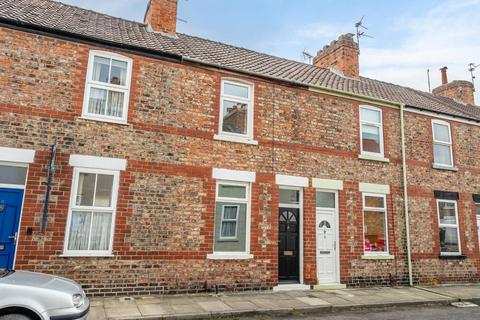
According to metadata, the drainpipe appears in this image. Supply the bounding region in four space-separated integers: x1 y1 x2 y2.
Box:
400 103 413 286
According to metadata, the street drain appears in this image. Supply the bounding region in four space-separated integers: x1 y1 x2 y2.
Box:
451 301 478 308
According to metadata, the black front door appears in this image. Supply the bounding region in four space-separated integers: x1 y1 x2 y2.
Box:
278 207 300 282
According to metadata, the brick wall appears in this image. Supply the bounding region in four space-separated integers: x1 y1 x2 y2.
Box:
1 25 479 295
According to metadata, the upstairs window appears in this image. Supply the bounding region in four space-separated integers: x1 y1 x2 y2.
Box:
217 79 254 141
360 106 384 156
82 50 132 123
432 120 453 168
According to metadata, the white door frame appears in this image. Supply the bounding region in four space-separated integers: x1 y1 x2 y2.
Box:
278 186 304 284
0 161 30 269
315 189 340 284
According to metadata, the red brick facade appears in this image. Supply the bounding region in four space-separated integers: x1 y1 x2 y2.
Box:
1 23 479 297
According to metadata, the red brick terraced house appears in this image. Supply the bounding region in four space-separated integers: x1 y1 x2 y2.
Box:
0 0 480 296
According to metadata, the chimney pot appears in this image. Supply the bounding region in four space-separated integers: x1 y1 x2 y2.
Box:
144 0 178 35
433 67 475 105
440 66 448 85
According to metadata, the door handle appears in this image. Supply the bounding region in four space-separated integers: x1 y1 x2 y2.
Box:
8 232 18 245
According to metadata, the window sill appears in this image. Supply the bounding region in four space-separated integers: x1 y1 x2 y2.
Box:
59 253 115 258
79 115 129 126
439 254 466 260
207 252 253 260
432 164 459 172
213 134 258 146
358 154 390 163
361 254 394 260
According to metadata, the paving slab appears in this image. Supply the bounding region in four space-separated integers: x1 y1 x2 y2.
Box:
198 301 232 312
134 297 166 305
223 300 258 311
171 303 206 315
248 297 281 310
137 303 174 316
104 304 141 319
296 296 331 306
88 306 107 320
103 298 137 308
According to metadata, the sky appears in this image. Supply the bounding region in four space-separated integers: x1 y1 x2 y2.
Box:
61 0 480 102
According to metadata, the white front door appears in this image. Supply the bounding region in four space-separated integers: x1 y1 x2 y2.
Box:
316 191 339 284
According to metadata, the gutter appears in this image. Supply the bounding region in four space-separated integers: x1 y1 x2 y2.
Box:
400 104 414 286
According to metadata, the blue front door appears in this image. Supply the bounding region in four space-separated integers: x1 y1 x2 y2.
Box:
0 188 23 269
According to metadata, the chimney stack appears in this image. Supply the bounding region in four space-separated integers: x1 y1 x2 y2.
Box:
313 33 360 79
432 66 475 105
144 0 177 35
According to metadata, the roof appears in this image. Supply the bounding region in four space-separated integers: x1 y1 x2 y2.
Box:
1 0 479 121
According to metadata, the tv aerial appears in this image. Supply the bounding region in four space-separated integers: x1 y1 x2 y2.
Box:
302 49 314 64
355 16 373 52
468 62 479 92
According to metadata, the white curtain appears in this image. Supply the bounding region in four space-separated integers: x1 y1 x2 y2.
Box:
221 206 238 238
90 212 112 251
68 211 91 250
106 91 124 118
88 88 107 115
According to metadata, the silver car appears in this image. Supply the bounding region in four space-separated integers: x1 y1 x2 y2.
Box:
0 269 89 320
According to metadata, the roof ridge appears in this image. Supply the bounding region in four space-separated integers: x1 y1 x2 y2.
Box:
177 32 321 69
49 0 336 74
46 0 149 28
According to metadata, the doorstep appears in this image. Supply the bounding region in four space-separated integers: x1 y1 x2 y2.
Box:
272 283 311 292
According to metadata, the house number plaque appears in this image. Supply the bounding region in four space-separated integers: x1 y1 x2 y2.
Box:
0 245 4 251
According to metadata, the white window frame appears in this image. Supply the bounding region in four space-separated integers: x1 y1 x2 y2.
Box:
432 120 454 168
62 167 120 257
359 105 384 157
362 193 389 256
437 199 461 256
216 79 255 143
208 180 252 259
219 204 239 240
82 50 133 124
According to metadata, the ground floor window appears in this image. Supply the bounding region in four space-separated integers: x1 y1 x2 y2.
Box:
64 167 119 256
213 181 250 253
437 199 461 255
362 193 388 254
